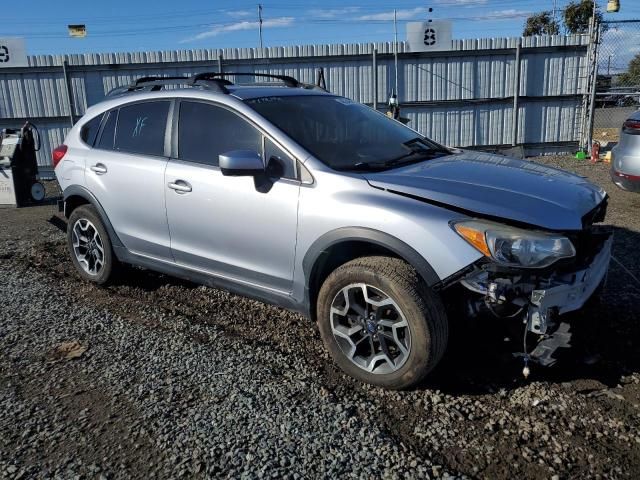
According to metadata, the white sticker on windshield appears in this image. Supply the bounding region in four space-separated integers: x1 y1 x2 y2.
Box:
250 97 283 104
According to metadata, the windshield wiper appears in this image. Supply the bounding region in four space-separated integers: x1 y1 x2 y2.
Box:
337 138 450 172
380 138 450 168
383 150 446 168
337 161 390 172
338 153 440 172
339 150 445 172
403 137 449 154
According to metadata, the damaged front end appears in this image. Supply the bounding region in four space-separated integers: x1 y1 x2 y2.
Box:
448 203 612 372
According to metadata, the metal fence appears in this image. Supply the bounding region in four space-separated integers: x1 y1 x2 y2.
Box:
0 35 591 171
593 20 640 145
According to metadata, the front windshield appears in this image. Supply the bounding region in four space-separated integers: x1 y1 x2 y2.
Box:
245 95 450 171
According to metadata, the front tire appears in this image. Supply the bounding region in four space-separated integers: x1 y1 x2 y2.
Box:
67 205 118 285
317 256 448 389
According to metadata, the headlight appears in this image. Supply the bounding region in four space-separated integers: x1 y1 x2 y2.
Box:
452 220 575 268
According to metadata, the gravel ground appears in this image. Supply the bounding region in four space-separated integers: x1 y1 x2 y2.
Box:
1 158 640 479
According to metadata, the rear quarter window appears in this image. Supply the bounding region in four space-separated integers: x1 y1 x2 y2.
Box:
96 110 117 150
80 113 104 146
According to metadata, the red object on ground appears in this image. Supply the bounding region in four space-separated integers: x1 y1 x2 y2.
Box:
591 141 600 163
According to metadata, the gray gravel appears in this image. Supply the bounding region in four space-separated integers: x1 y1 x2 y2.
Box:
1 161 640 479
0 253 450 479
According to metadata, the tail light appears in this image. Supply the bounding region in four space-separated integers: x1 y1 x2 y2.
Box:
613 170 640 182
623 119 640 133
52 145 68 168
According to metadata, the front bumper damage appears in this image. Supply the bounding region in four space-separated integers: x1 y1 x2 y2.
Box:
458 230 613 368
528 235 612 335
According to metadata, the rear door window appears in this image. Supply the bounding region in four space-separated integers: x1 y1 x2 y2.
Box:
114 101 170 156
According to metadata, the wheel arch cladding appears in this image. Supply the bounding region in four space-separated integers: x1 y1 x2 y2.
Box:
63 195 89 218
63 185 124 250
303 227 441 321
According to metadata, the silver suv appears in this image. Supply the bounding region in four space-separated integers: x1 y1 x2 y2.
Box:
53 73 612 389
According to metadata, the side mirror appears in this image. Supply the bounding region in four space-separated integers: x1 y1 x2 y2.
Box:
219 150 264 176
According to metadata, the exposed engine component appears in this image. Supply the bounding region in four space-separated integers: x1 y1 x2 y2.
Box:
458 232 613 373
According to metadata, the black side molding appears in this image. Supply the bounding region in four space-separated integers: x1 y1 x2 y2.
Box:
113 246 306 316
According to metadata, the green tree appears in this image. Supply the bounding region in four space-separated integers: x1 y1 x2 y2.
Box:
562 0 603 34
523 11 560 36
619 53 640 87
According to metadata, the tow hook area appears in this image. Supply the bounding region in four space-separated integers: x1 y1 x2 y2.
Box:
458 235 613 376
529 290 549 335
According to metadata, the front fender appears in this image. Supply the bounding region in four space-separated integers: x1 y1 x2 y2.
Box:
302 226 440 287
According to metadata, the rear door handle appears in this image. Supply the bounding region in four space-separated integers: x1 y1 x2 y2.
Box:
168 180 192 193
90 163 107 175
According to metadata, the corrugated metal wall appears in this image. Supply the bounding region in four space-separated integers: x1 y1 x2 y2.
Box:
0 35 590 168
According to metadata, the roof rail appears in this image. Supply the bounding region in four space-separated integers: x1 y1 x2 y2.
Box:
299 82 329 92
192 72 301 88
105 72 313 97
106 75 230 97
134 75 188 86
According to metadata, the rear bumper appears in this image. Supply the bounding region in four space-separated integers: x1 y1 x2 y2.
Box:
611 168 640 192
527 235 612 334
611 144 640 192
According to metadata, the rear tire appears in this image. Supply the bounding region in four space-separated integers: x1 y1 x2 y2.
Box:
67 205 118 285
317 256 448 389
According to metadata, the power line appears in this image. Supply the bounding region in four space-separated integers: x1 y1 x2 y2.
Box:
4 13 538 39
0 0 542 26
8 0 600 45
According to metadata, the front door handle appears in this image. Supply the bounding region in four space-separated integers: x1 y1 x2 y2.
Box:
90 163 107 175
168 180 192 193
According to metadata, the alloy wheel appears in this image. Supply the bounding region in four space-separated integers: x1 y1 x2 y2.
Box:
330 283 411 374
71 218 105 276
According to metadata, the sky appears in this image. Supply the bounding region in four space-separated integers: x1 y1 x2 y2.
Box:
2 0 640 56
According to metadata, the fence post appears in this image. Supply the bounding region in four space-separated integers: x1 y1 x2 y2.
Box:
511 39 522 147
61 60 75 127
372 48 378 110
218 54 224 74
316 68 326 89
580 16 598 151
586 23 601 153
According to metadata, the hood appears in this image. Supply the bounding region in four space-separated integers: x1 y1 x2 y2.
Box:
365 151 607 231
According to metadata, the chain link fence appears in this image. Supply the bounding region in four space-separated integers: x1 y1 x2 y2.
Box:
593 20 640 144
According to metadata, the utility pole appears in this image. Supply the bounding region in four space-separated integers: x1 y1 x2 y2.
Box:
393 9 399 97
584 0 601 153
258 4 264 50
588 0 597 48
